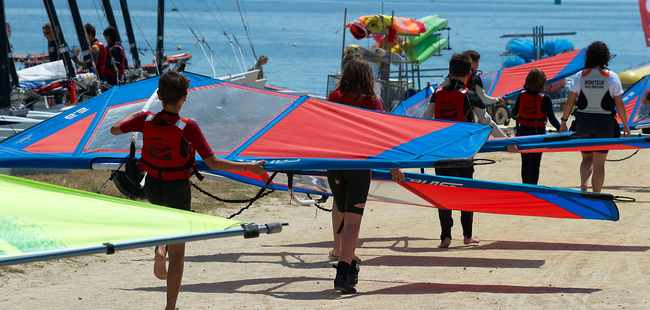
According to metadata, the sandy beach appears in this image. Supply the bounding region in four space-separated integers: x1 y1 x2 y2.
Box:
1 149 650 309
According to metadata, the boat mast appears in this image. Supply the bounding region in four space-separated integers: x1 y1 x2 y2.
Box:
119 0 140 68
67 0 95 73
4 16 17 89
42 0 76 80
101 0 122 43
0 0 11 109
156 0 164 74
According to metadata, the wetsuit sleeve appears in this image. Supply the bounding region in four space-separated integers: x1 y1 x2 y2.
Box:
184 120 216 159
118 111 147 133
544 95 561 131
473 77 500 105
512 94 520 119
423 91 436 119
467 91 486 109
468 92 507 137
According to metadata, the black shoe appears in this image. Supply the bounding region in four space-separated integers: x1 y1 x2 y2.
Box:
350 260 360 286
334 261 357 294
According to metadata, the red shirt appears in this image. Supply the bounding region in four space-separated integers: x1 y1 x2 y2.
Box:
327 88 384 111
119 111 215 159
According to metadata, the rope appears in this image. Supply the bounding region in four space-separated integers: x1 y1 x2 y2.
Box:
307 193 332 212
190 180 274 204
97 158 128 194
234 0 257 61
189 171 279 219
606 150 639 162
92 0 106 29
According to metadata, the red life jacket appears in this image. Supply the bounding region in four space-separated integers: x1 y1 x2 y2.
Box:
139 114 196 181
517 91 546 128
90 39 109 78
434 86 468 122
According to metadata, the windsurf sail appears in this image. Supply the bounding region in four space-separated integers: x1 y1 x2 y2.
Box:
483 49 586 98
481 132 650 153
280 170 618 221
0 72 491 171
0 72 620 221
0 174 284 265
619 74 650 129
641 0 650 47
390 85 434 118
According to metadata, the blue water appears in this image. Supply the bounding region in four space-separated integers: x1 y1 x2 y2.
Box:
5 0 648 95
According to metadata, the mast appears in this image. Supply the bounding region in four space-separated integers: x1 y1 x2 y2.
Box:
5 23 18 88
42 0 76 80
0 0 11 108
156 0 165 74
101 0 122 43
119 0 140 68
67 0 95 73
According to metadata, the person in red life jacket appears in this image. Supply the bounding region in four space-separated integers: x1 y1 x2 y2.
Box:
102 26 127 85
84 23 109 83
423 53 511 249
327 58 404 294
560 41 630 193
512 69 561 185
110 71 265 310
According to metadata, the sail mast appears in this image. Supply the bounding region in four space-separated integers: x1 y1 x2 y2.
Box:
42 0 76 80
0 0 11 109
156 0 165 74
67 0 96 73
101 0 122 43
119 0 140 68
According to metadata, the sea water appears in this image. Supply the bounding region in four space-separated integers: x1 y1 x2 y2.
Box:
4 0 648 95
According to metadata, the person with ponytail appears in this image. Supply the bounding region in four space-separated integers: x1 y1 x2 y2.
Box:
327 58 403 294
560 41 630 192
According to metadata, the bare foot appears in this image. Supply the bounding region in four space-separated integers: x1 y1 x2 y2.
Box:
154 245 167 280
438 238 451 249
464 237 480 245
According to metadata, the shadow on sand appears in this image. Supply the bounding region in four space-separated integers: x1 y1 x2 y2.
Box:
184 251 544 269
128 276 600 300
274 236 650 253
603 186 650 193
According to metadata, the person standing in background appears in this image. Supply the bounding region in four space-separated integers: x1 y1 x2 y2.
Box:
42 23 59 62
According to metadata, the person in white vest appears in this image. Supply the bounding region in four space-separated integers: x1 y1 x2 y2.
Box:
560 41 630 193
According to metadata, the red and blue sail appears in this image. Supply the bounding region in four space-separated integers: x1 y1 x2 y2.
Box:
0 72 619 221
481 132 650 153
619 74 650 129
484 49 586 98
390 85 434 118
0 72 490 171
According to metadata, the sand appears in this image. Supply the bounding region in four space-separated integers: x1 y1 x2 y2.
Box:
2 150 650 310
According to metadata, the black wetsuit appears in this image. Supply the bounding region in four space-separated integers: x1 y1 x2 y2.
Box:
429 79 480 240
512 92 560 185
47 40 59 62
